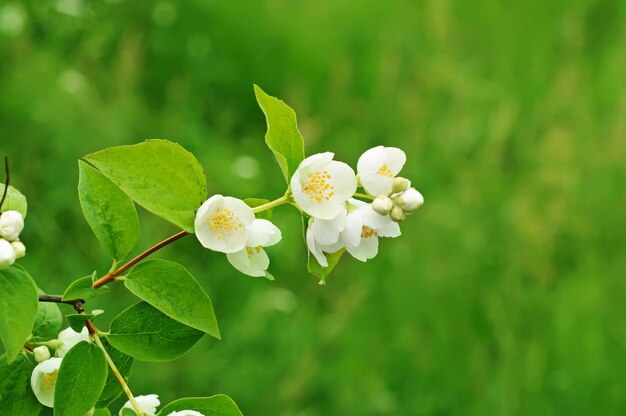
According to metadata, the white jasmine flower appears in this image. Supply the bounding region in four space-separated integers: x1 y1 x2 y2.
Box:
291 152 357 220
194 195 255 253
341 199 400 262
167 411 205 416
226 219 282 277
121 394 160 416
56 327 90 357
357 146 406 196
397 188 424 212
10 240 25 259
0 210 24 241
306 209 347 267
33 346 51 363
0 238 15 269
31 357 62 407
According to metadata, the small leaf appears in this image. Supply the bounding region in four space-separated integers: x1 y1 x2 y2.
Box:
0 266 38 362
158 395 243 416
62 274 96 301
125 259 220 339
94 409 112 416
0 184 27 217
54 341 108 416
244 198 272 221
108 302 204 362
84 140 207 232
66 314 95 332
96 339 133 408
32 301 62 339
78 160 140 261
254 85 305 183
0 354 42 415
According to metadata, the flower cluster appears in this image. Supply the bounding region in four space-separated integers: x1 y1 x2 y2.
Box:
193 146 423 277
0 210 26 269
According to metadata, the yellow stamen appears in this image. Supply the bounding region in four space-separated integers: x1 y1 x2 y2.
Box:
303 170 335 203
208 209 243 240
376 164 394 178
361 226 377 239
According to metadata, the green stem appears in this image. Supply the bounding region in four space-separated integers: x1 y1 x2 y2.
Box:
252 194 292 213
353 192 374 201
92 333 144 415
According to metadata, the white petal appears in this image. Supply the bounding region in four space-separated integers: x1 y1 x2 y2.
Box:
377 221 401 238
294 152 334 172
306 225 328 267
31 357 62 408
360 173 393 197
167 411 205 416
123 394 160 416
325 161 357 202
56 327 90 357
226 247 269 277
359 205 392 230
346 234 379 262
246 219 282 247
311 209 346 246
341 211 364 248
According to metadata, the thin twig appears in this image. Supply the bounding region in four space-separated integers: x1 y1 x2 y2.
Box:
92 333 144 415
0 155 10 212
92 230 189 289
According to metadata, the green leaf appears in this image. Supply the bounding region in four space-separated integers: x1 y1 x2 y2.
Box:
0 354 42 416
244 198 272 221
125 259 220 339
78 160 140 261
84 139 207 232
96 339 133 408
0 184 27 217
0 266 38 362
66 314 95 332
54 341 108 416
158 395 243 416
254 85 305 183
62 274 96 301
94 409 112 416
119 409 136 416
32 302 62 339
108 302 204 362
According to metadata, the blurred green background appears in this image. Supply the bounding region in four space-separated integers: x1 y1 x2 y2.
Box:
1 0 626 414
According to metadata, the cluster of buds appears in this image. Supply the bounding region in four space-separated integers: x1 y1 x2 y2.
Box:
371 178 424 222
0 210 26 269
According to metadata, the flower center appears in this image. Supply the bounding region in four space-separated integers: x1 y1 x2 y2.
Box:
208 208 244 240
246 246 262 256
303 170 335 203
42 369 59 388
361 226 377 239
376 164 394 178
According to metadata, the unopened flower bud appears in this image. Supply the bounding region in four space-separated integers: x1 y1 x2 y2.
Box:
11 240 26 259
33 346 51 363
372 196 393 215
0 210 24 241
0 239 16 270
398 188 424 212
390 205 406 222
392 177 410 194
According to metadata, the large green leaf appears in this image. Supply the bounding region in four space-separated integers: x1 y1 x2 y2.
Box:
107 302 204 362
0 184 27 217
32 301 62 339
0 354 42 415
254 85 305 184
78 160 140 261
0 266 38 361
96 339 133 408
158 395 243 416
125 260 220 339
54 341 108 416
83 140 207 232
93 409 111 416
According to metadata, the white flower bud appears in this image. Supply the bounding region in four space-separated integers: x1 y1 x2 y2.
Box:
398 188 424 212
0 210 24 241
55 327 90 357
11 240 25 259
121 394 160 416
167 411 205 416
390 205 406 222
0 239 16 270
372 196 393 215
392 177 410 194
33 346 51 363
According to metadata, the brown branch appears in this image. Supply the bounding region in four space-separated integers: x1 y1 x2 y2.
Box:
92 230 189 289
23 343 33 352
0 155 10 212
